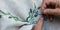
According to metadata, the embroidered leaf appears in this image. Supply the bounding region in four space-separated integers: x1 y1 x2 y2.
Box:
30 8 32 13
34 3 36 9
9 16 12 18
0 10 6 15
38 7 41 9
34 14 38 17
0 15 2 18
0 10 11 15
26 17 30 22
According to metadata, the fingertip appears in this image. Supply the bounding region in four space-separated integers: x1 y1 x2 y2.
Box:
40 17 44 20
43 9 48 14
41 2 46 10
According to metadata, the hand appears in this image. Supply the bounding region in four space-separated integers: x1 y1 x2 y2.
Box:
43 8 60 16
41 0 60 16
41 0 60 22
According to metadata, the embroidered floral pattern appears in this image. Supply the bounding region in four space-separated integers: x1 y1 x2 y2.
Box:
26 3 40 24
0 3 41 24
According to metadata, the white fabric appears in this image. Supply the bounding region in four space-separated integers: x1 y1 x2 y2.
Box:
0 0 42 30
1 0 60 30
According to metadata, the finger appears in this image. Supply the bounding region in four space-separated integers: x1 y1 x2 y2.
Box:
39 17 44 21
41 2 46 14
33 17 44 30
37 17 44 26
41 0 50 13
44 9 56 15
43 9 60 16
41 1 46 10
38 17 44 23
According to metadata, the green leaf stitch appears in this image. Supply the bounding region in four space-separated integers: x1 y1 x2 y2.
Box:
0 15 2 18
0 10 22 21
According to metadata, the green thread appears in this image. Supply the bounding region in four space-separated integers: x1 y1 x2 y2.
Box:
38 7 41 9
34 3 36 9
30 8 32 13
9 15 21 21
0 10 22 21
0 10 10 15
0 15 2 18
34 14 38 17
9 16 12 18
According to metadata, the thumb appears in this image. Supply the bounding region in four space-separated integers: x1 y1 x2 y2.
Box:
43 9 59 16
